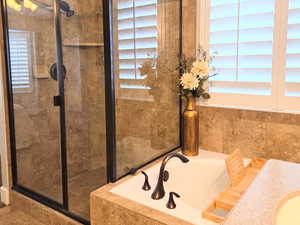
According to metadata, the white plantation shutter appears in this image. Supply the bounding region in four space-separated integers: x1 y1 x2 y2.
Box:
199 0 300 111
209 0 275 95
285 0 300 96
9 30 33 93
117 0 157 89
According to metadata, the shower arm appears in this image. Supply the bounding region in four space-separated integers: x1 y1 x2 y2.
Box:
30 0 53 11
26 0 75 17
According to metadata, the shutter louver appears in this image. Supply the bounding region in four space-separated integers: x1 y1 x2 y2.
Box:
209 0 275 95
285 0 300 97
117 0 157 86
9 30 32 92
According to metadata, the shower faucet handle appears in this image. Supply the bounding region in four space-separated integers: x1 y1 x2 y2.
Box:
53 95 61 107
141 171 151 191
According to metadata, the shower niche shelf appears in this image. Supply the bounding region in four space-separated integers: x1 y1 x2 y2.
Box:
64 42 104 47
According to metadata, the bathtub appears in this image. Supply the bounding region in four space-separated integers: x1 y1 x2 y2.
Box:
110 150 230 225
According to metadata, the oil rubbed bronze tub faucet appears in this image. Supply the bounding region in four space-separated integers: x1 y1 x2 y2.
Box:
151 153 189 200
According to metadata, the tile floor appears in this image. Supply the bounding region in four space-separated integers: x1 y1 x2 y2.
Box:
0 206 45 225
41 167 106 220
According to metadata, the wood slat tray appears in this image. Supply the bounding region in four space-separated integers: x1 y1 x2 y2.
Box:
202 151 267 223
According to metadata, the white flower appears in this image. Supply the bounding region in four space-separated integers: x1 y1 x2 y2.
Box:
191 60 209 76
180 73 199 90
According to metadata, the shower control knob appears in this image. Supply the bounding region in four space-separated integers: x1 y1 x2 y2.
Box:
50 63 67 81
166 192 180 209
141 171 151 191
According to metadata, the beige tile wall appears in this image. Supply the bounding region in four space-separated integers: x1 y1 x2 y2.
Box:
198 106 300 162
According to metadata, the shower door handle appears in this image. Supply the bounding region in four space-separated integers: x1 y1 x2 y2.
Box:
53 95 61 107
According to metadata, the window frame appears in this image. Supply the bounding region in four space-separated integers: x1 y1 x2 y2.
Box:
197 0 300 112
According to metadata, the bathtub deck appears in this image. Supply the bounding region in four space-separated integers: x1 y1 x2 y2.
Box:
91 149 230 225
223 159 300 225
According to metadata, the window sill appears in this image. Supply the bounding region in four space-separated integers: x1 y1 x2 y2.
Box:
197 101 300 116
116 96 154 102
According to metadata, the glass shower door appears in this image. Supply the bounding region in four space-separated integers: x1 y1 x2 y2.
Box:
60 0 107 220
4 0 63 203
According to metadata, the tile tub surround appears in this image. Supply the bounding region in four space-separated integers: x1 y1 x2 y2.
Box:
197 105 300 163
223 159 300 225
91 150 229 225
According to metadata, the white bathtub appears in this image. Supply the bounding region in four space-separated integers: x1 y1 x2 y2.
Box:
110 150 230 225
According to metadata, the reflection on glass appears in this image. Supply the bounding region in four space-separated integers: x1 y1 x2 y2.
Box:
6 0 63 203
114 0 181 177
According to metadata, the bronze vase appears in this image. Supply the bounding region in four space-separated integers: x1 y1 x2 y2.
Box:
182 96 199 156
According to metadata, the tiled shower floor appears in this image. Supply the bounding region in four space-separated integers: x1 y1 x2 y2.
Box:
43 167 106 219
0 207 45 225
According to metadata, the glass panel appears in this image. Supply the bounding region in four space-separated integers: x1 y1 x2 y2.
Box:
60 0 107 220
5 0 62 202
113 0 181 178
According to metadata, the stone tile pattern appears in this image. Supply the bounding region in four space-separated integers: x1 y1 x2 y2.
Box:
91 184 193 225
0 206 45 225
11 191 81 225
182 0 197 58
223 160 300 225
198 106 300 163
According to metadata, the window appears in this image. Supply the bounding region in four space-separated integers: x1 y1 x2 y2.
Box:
198 0 300 111
9 30 33 93
117 0 157 90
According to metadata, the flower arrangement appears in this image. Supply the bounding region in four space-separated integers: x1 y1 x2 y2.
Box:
178 47 217 99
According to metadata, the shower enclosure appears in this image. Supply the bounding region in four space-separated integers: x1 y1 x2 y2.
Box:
0 0 182 224
2 0 107 223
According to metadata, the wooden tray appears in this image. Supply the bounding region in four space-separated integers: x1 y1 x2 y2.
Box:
202 151 267 223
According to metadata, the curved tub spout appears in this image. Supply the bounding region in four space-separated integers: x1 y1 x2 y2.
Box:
151 153 189 200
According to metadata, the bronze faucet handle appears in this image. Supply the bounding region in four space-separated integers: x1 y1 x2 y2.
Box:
163 170 169 182
166 192 181 209
141 171 151 191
